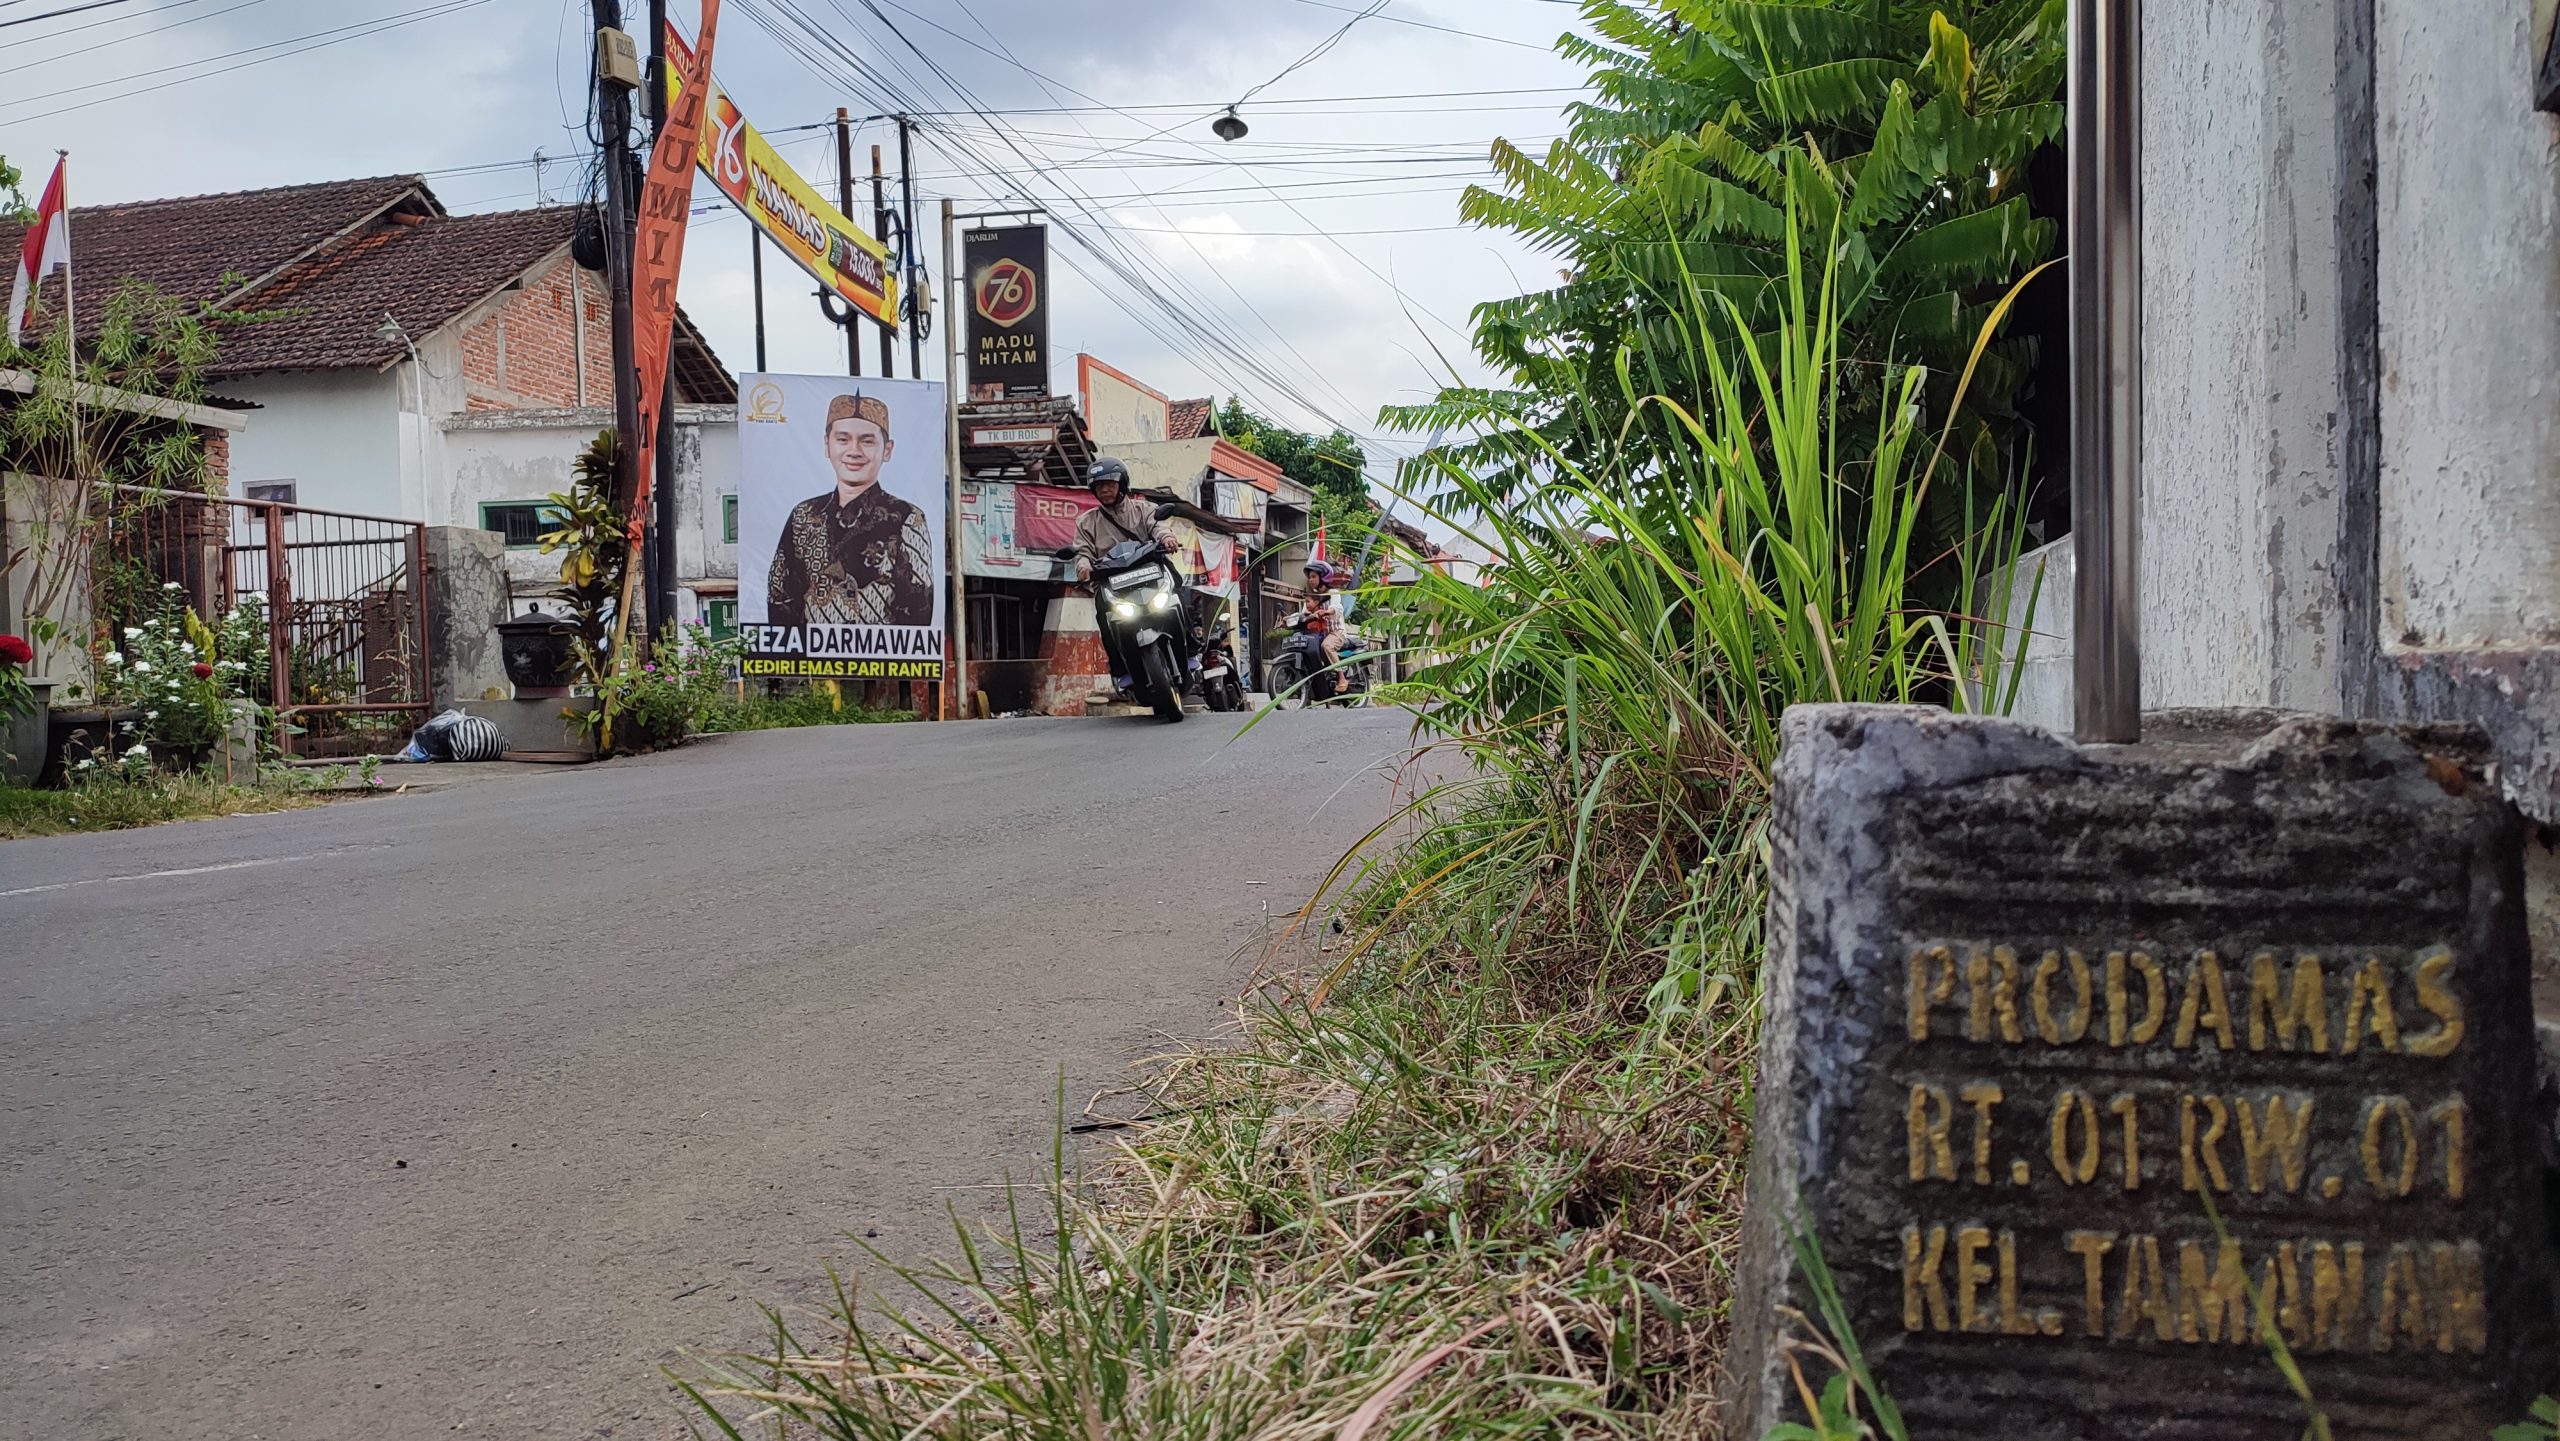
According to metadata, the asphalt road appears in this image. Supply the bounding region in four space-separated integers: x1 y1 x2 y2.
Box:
1 709 1413 1440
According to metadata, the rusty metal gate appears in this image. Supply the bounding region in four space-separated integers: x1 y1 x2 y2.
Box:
100 487 431 758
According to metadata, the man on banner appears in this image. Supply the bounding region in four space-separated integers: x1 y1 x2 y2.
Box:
9 154 71 348
767 392 935 628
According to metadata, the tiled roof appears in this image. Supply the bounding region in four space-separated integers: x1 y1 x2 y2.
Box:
1167 396 1214 440
0 175 429 317
0 176 733 401
213 207 572 375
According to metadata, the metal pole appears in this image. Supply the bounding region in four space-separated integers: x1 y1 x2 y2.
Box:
837 108 861 378
646 0 677 643
749 227 767 370
941 197 967 719
900 116 923 378
871 143 895 378
2069 0 2142 743
594 2 642 540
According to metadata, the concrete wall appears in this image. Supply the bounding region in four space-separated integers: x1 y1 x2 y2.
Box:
2136 0 2352 713
222 370 407 519
423 525 513 708
439 405 737 618
2376 0 2560 649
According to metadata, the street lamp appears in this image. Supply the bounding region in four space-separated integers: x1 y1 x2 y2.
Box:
1211 106 1248 142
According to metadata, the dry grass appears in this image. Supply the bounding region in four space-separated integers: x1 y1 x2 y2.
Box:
0 769 332 839
674 772 1766 1440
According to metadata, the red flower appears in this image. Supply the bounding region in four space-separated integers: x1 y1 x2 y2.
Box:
0 634 32 668
191 662 215 679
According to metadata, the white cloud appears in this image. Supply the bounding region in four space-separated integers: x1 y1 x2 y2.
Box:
0 0 1595 498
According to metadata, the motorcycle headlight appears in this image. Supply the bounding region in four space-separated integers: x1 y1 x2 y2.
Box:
1149 589 1175 610
1112 600 1138 619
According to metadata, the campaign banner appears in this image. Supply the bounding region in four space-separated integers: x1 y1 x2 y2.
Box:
667 24 898 329
1014 483 1093 554
964 224 1048 399
735 372 947 680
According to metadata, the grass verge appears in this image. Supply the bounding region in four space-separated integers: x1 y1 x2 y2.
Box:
679 930 1756 1438
700 687 919 733
0 770 330 839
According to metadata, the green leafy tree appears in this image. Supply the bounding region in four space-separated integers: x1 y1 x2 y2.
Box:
1214 397 1369 511
0 155 30 223
0 280 236 680
1388 0 2066 510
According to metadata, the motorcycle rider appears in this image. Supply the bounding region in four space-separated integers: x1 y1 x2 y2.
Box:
1302 558 1350 668
1073 457 1179 697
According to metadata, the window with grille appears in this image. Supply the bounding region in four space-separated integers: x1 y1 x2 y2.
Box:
482 501 566 548
244 481 296 505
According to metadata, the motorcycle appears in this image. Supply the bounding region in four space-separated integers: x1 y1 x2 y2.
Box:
1194 594 1247 713
1063 539 1197 722
1266 607 1342 707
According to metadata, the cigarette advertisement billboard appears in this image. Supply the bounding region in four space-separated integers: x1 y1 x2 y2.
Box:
964 224 1049 400
735 373 946 680
666 24 898 329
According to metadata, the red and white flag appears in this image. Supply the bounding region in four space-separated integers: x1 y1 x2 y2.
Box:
9 155 70 349
1310 520 1329 567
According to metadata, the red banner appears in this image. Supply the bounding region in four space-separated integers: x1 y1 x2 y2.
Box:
1015 484 1095 554
630 0 720 517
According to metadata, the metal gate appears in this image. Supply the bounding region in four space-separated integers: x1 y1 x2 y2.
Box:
101 487 431 758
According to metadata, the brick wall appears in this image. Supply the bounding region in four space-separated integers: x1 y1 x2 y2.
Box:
201 426 229 484
457 255 613 410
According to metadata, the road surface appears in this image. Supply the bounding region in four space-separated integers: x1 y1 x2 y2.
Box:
0 709 1413 1439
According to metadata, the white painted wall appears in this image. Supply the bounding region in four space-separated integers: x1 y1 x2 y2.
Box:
439 405 737 614
2135 0 2350 712
220 370 405 518
2377 0 2560 649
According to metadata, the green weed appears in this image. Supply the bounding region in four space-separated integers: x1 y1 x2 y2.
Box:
0 769 326 839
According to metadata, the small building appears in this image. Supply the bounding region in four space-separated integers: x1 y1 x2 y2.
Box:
1 176 741 625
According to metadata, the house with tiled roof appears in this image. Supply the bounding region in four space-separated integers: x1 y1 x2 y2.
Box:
1165 397 1215 442
1 175 743 619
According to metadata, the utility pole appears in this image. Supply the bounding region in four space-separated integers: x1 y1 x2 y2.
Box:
749 228 767 370
836 108 861 378
645 0 678 642
870 144 894 377
592 1 641 570
898 115 922 378
940 197 967 718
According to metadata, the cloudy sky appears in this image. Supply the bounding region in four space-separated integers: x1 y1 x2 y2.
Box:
0 0 1597 489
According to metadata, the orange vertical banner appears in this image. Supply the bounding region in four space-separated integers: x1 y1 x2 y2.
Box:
630 0 720 517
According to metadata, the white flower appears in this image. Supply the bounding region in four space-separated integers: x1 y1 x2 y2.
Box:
123 627 140 639
103 651 123 666
144 710 158 720
73 758 94 771
130 660 151 674
124 743 148 757
162 581 182 591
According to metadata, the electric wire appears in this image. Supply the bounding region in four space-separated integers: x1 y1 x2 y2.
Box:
0 0 499 118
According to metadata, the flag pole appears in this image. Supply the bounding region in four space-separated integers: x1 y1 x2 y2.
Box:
57 151 81 473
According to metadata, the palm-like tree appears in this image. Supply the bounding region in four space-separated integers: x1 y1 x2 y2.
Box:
1389 0 2065 513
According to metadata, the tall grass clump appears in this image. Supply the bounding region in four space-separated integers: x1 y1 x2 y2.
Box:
673 194 2035 1440
1351 194 2038 1017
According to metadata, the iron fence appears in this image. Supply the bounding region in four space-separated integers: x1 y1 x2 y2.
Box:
98 486 431 758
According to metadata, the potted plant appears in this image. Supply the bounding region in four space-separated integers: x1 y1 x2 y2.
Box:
0 632 49 787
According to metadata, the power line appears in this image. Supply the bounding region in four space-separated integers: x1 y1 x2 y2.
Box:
0 0 137 29
1280 0 1562 52
0 0 273 78
1239 0 1389 105
0 0 497 118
